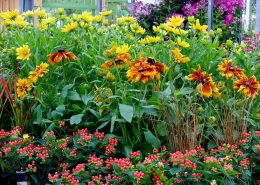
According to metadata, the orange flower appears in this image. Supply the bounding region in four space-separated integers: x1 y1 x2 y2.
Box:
147 58 168 80
101 60 114 70
188 65 220 98
126 62 157 83
234 76 260 98
48 50 77 64
217 59 244 79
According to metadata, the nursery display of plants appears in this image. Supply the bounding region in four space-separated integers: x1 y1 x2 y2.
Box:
0 7 259 185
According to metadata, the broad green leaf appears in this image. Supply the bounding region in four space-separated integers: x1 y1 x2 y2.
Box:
144 130 160 149
70 114 84 125
119 104 133 123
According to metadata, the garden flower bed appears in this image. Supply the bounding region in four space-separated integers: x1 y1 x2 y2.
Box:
0 8 259 184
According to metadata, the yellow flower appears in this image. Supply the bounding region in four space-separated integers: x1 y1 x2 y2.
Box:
15 16 28 28
192 19 207 33
188 16 195 23
176 37 190 48
100 10 112 16
3 9 19 20
171 48 190 63
16 78 32 100
28 71 39 83
62 22 77 32
140 36 161 45
106 72 115 81
226 40 233 47
130 23 145 35
168 15 184 28
16 45 31 60
23 134 30 140
116 44 130 54
29 63 49 83
22 11 34 18
34 9 46 19
42 17 56 25
81 12 93 23
101 60 114 70
92 15 102 22
153 26 161 33
117 16 136 25
103 46 117 57
57 8 65 15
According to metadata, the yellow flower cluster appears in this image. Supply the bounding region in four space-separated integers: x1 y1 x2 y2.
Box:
140 36 161 45
16 78 32 100
130 23 145 35
176 37 190 48
117 16 136 25
101 44 131 70
16 63 49 100
0 9 28 28
29 63 49 83
171 48 190 63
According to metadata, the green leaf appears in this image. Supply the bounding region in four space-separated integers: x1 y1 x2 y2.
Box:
56 105 65 116
110 115 116 133
97 121 109 130
119 104 133 123
67 91 81 101
179 87 194 95
144 129 160 149
61 84 74 98
70 114 84 125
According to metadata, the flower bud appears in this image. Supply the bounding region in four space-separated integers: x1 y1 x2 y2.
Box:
188 16 195 23
226 40 233 47
209 30 215 37
216 28 222 35
208 116 216 123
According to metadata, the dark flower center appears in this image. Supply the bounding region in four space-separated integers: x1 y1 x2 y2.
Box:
147 58 155 65
245 82 251 86
58 49 65 52
229 66 234 71
202 78 207 84
138 67 145 72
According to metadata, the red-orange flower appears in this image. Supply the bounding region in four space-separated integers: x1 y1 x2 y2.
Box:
217 59 244 79
48 50 77 64
126 61 157 83
233 75 260 98
188 65 220 98
147 58 169 80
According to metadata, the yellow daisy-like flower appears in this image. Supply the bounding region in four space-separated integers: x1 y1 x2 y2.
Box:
62 22 77 32
3 9 19 20
117 16 136 25
16 78 32 100
140 36 161 45
29 63 49 83
130 24 145 35
23 134 30 140
168 15 184 28
171 48 190 63
103 46 117 57
94 86 113 103
42 17 56 25
92 15 102 22
100 10 112 16
192 19 207 33
153 26 161 33
81 12 93 23
34 9 46 19
116 44 130 54
176 37 190 48
16 45 31 60
22 11 34 18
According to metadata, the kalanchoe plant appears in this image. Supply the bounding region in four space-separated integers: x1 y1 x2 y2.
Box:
0 126 259 184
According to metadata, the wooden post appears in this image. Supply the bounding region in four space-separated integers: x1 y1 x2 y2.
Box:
256 0 260 34
34 0 42 8
207 0 213 31
245 0 252 32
